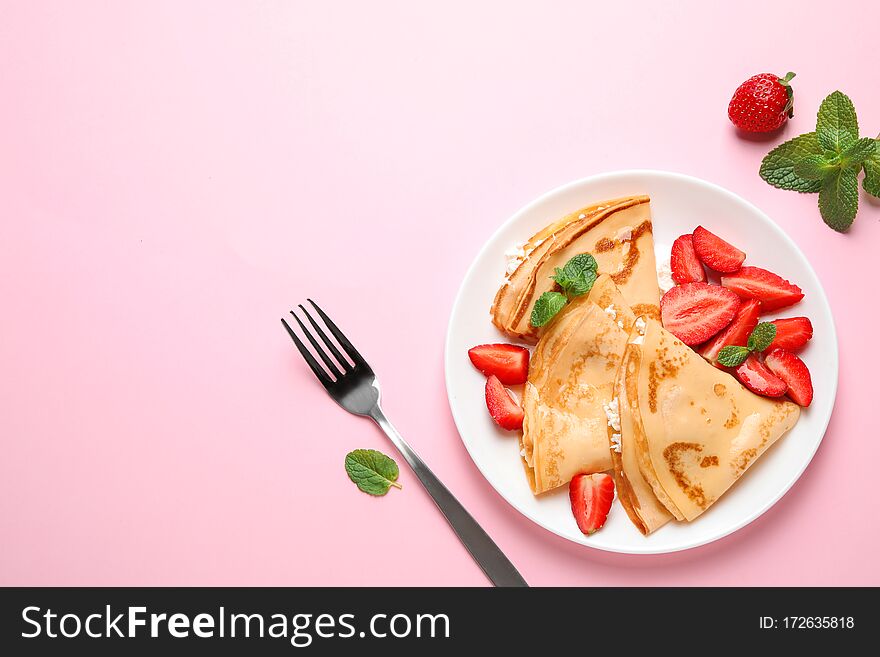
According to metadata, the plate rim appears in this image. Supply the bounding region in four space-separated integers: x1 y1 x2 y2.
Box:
444 168 839 555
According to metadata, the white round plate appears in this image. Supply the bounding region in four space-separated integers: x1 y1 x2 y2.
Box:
445 170 837 554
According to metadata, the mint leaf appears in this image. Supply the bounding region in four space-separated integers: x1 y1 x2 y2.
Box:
864 143 880 197
841 137 878 167
819 166 859 232
565 269 597 296
562 253 597 278
530 291 568 327
793 154 835 181
816 91 859 140
747 322 777 352
717 346 750 368
551 253 598 298
759 132 823 192
345 449 402 496
817 126 856 153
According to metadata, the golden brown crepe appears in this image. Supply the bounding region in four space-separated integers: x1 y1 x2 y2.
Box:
520 275 636 494
609 318 675 535
626 319 800 522
492 195 661 344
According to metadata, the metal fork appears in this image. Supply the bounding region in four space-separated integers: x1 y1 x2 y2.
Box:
282 299 527 587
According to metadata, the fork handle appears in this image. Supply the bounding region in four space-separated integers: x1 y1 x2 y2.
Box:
369 406 528 587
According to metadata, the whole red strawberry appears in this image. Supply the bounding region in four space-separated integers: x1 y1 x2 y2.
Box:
728 72 795 133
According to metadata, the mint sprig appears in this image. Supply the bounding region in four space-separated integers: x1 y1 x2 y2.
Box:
345 449 402 496
760 90 879 232
530 253 598 327
717 322 777 368
552 253 598 296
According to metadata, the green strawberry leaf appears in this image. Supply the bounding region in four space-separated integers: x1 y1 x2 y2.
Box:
818 126 856 153
747 322 777 352
793 154 835 181
863 142 880 197
345 449 402 496
530 291 568 327
818 166 859 232
759 132 823 192
841 137 878 167
816 91 859 140
717 345 750 368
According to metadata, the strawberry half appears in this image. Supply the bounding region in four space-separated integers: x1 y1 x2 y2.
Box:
721 266 804 312
569 473 614 536
670 234 707 284
734 354 787 397
468 343 530 384
692 226 746 273
485 374 524 430
660 282 741 345
700 299 761 367
766 317 813 353
764 349 813 407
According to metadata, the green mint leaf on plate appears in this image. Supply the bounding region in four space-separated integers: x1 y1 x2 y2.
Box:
717 346 750 368
564 268 598 297
551 253 598 298
562 253 598 277
863 142 880 197
819 166 859 232
759 132 823 192
747 322 777 352
530 291 568 327
345 449 402 496
793 154 835 181
817 126 856 153
841 137 878 167
816 90 859 142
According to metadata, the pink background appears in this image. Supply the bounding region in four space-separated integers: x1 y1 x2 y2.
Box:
2 1 878 586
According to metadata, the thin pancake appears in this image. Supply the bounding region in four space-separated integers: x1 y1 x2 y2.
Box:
492 196 661 344
520 275 635 494
610 321 675 533
629 319 800 521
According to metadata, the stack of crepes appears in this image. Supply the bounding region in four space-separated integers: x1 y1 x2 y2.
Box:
493 195 801 534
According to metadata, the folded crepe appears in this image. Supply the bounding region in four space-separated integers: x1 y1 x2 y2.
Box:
610 319 674 535
520 275 636 494
625 319 800 522
492 195 661 344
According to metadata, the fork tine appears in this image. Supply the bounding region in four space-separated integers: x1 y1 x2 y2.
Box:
306 299 367 367
298 303 352 372
281 317 332 387
289 310 343 379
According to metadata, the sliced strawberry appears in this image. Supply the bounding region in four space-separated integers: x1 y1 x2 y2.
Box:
734 354 787 397
692 226 746 273
764 349 813 407
660 282 741 345
721 266 804 311
766 317 813 353
670 234 707 284
700 299 761 366
569 473 614 536
485 375 524 430
468 343 530 384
